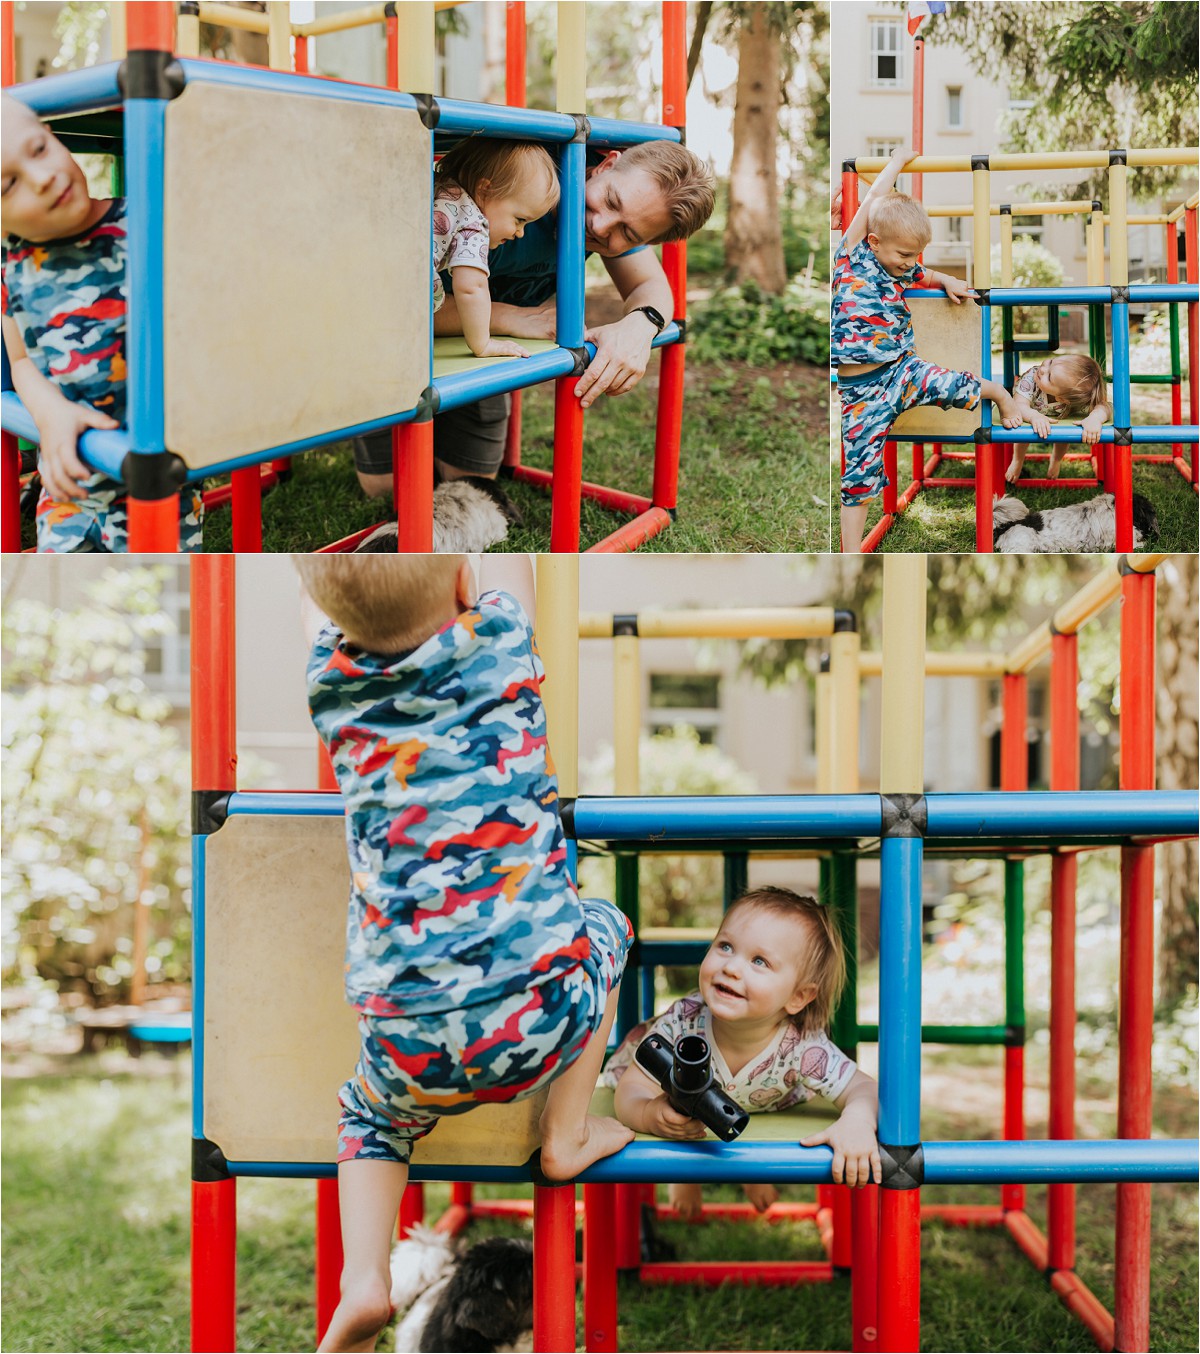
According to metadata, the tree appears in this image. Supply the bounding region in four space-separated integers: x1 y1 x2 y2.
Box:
925 1 1199 201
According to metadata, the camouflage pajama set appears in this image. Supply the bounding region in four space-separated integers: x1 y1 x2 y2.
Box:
832 238 981 506
2 199 204 552
307 590 632 1165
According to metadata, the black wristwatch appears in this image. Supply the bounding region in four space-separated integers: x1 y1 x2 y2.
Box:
630 304 667 335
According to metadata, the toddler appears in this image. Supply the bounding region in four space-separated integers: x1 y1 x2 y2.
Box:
432 139 559 360
296 553 632 1354
1 94 203 552
833 144 1018 551
1004 353 1109 481
602 887 879 1220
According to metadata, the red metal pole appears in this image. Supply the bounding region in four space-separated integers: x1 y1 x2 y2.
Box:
882 440 898 516
125 0 175 50
910 37 924 203
394 421 434 551
830 1185 852 1270
1000 674 1027 1215
975 443 995 552
191 1179 237 1353
877 1189 920 1352
550 378 584 552
1186 206 1198 485
613 1183 641 1271
534 1185 577 1353
2 431 20 552
385 13 399 88
583 1183 617 1353
399 1183 425 1237
841 164 859 227
190 556 237 792
851 1185 879 1352
230 466 263 552
293 34 309 73
128 494 183 552
1047 631 1079 1274
652 338 684 512
315 1178 343 1347
1 0 14 84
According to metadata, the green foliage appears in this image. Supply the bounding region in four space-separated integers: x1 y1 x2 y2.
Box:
689 201 829 284
1 568 191 1005
689 276 828 366
988 238 1065 341
524 2 661 120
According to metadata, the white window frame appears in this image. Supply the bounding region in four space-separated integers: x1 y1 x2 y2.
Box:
946 86 964 129
647 672 724 749
867 138 907 195
869 19 904 88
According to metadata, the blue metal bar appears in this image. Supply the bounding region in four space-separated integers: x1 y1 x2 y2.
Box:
586 117 683 148
123 97 167 461
556 141 587 350
435 349 580 413
925 791 1198 839
571 796 884 841
178 58 420 114
7 64 124 116
882 426 1198 445
227 792 343 817
1127 285 1200 302
922 1139 1199 1184
434 98 578 142
1111 303 1132 426
878 836 923 1146
904 285 1200 306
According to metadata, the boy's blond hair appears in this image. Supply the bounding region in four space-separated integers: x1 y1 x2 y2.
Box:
616 142 716 242
723 887 846 1037
295 555 463 653
436 138 560 212
1047 353 1107 419
868 192 932 250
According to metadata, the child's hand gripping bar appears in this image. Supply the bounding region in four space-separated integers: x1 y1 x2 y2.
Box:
634 1032 749 1142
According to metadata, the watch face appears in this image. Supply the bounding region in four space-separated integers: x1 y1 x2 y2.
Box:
642 306 666 331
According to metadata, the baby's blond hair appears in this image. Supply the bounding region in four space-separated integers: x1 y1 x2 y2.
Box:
1045 353 1107 419
869 192 932 250
294 555 463 653
723 887 846 1037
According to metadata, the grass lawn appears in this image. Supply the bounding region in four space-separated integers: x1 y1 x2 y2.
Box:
3 1046 1195 1354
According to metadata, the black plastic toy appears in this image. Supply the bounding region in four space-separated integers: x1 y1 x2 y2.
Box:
634 1031 749 1142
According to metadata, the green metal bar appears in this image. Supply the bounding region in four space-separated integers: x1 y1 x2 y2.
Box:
1169 299 1182 381
1005 859 1025 1032
723 852 749 910
1105 372 1178 385
829 854 858 1056
855 1023 1013 1045
615 854 641 1037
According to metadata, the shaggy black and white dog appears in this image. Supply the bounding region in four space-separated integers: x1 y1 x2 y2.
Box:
390 1225 534 1354
356 478 524 554
992 492 1159 554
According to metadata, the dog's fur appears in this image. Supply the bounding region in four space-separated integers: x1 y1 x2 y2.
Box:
356 478 523 555
390 1225 534 1354
992 492 1159 554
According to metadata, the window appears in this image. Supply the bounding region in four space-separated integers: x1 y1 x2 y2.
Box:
648 673 722 745
947 217 964 243
1006 87 1036 110
139 561 191 707
867 139 907 194
1013 214 1045 244
869 20 903 87
946 86 963 129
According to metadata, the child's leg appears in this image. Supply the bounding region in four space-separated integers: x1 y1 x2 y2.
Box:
318 1158 408 1354
1046 444 1066 478
839 501 870 553
669 1182 704 1221
839 373 895 552
979 377 1018 424
743 1182 779 1213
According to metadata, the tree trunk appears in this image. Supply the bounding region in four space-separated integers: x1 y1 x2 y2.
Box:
724 8 786 293
1155 556 1199 1005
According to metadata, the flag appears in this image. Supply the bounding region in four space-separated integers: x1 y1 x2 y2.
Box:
907 1 947 36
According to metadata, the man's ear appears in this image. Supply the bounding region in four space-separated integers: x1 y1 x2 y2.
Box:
455 558 478 611
785 984 818 1017
592 150 621 175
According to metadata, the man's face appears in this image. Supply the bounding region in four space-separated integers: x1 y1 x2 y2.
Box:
583 153 674 257
1 108 93 242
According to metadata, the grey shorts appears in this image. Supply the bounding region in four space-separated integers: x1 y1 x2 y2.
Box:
352 394 511 478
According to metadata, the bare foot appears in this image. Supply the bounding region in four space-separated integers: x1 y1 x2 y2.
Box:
669 1181 704 1221
994 391 1019 426
743 1182 779 1213
1005 455 1025 484
317 1276 393 1353
539 1113 634 1180
1047 448 1065 479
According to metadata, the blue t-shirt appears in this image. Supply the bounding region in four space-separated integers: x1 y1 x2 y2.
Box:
307 589 590 1017
830 237 926 367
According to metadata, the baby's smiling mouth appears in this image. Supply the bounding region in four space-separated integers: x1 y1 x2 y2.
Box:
713 981 744 1000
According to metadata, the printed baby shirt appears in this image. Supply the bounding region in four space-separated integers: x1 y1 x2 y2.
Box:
432 183 491 312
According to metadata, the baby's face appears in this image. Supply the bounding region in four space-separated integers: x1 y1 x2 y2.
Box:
1 109 94 242
699 906 812 1027
483 176 558 248
867 229 924 278
1032 358 1066 398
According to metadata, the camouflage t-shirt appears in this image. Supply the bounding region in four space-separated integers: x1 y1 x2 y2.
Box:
2 199 127 424
830 237 926 368
307 589 590 1016
600 991 858 1113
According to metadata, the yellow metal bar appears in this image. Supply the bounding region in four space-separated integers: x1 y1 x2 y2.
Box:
1109 215 1171 226
397 0 435 92
1000 212 1013 287
973 165 991 290
1122 553 1167 575
880 557 926 794
580 609 837 640
854 149 1199 175
578 614 615 639
815 663 832 795
537 557 579 799
1004 623 1052 676
267 1 290 70
1126 148 1200 168
110 1 127 59
197 2 272 34
612 634 640 797
829 629 861 794
294 4 388 38
1108 160 1129 288
858 651 1009 678
1052 566 1122 637
557 0 586 112
927 201 1097 218
1087 207 1105 285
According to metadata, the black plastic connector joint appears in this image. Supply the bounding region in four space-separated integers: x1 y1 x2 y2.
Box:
833 609 857 633
880 793 927 839
559 797 576 839
571 114 590 143
383 1 397 15
672 318 688 344
179 1 200 13
999 203 1012 215
1113 426 1133 445
413 93 440 130
119 52 186 101
971 154 990 171
1111 285 1130 303
841 158 857 175
975 287 990 305
1117 555 1141 576
665 506 678 522
193 1136 230 1182
1109 149 1128 166
612 614 639 637
192 790 231 837
973 425 993 444
880 1142 924 1190
1092 199 1103 212
568 345 590 377
414 384 440 421
819 653 831 674
1005 1024 1026 1048
120 449 189 502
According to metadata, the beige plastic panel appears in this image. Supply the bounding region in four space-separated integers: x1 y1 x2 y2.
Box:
891 298 985 437
163 82 430 467
433 335 559 378
588 1088 835 1141
202 813 544 1166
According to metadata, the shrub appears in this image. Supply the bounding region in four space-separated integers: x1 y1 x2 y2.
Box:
689 276 828 366
989 237 1065 344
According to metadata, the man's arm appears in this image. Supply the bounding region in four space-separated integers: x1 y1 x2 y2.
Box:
842 145 910 252
573 247 674 409
434 290 557 343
